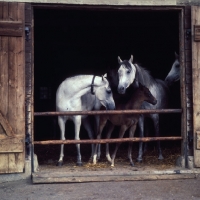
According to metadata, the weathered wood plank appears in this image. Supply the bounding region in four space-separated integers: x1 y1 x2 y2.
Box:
8 2 18 20
32 172 196 184
16 3 25 136
0 37 9 118
0 112 14 137
0 2 10 174
2 2 8 20
8 152 24 173
197 131 200 149
0 137 23 153
0 154 8 173
194 25 200 41
8 36 18 134
0 2 25 174
0 3 3 19
0 21 23 37
192 6 200 167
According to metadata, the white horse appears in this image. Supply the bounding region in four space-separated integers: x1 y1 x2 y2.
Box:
56 75 115 166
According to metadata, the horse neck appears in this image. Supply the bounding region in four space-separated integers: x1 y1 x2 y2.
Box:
61 75 105 99
135 64 155 87
126 90 145 110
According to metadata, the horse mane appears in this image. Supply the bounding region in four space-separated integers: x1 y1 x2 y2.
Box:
134 63 156 87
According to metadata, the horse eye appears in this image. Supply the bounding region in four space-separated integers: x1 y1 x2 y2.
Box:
127 70 131 74
107 89 111 94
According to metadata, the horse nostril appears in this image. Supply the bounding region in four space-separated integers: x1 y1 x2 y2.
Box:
118 86 125 94
120 87 124 91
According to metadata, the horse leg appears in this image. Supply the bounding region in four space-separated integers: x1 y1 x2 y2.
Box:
93 117 107 165
128 124 137 167
152 114 164 160
111 125 127 167
82 117 94 162
105 122 115 163
57 116 67 166
73 116 83 166
137 115 144 162
94 115 101 160
143 120 150 154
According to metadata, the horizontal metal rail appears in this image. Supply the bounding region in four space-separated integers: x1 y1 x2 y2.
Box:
34 109 182 116
34 136 182 145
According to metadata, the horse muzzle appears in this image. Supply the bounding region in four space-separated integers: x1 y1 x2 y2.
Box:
118 86 126 94
106 101 115 110
152 99 157 105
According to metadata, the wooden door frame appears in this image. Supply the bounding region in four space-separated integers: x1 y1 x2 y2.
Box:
29 4 191 174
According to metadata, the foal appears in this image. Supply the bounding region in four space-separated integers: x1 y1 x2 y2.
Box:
93 83 157 167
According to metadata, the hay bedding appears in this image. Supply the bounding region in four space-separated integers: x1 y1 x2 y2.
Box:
34 142 181 173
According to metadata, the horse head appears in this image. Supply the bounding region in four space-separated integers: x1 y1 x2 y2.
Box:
95 76 115 110
165 52 180 86
117 55 137 94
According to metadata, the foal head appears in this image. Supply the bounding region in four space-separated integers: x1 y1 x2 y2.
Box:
137 83 157 105
117 55 137 94
165 52 180 86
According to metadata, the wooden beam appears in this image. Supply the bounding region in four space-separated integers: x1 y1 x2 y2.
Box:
34 136 182 145
34 109 182 116
32 171 196 184
0 21 23 37
0 111 15 137
197 131 200 149
0 136 23 153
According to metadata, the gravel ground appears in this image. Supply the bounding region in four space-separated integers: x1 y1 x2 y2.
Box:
0 177 200 200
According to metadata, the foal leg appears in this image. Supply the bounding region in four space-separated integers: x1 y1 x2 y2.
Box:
128 124 137 167
137 115 144 162
82 117 95 162
73 116 83 166
57 116 67 166
93 117 107 165
111 125 127 167
105 122 115 163
152 114 164 160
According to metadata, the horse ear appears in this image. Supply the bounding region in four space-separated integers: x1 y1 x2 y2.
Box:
129 55 134 63
102 75 107 82
175 52 179 59
103 73 107 78
118 56 122 64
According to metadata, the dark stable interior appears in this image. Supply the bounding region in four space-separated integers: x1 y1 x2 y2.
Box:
34 8 181 151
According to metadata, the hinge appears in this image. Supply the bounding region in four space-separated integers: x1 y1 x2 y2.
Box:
186 29 191 41
25 26 30 41
25 132 31 159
